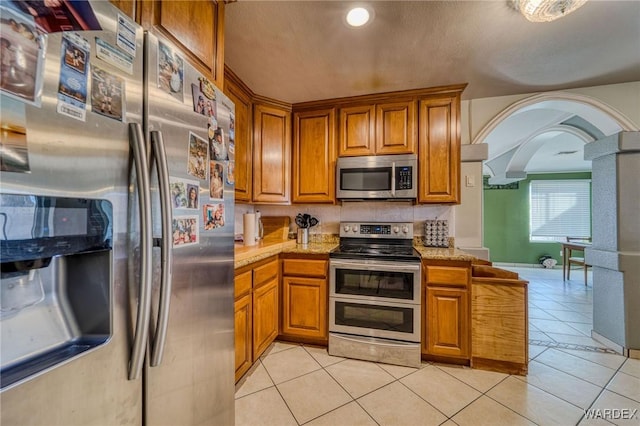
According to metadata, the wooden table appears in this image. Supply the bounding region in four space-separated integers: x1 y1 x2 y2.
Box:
561 241 591 281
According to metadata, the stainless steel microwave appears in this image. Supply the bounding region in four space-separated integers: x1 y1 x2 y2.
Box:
336 154 417 200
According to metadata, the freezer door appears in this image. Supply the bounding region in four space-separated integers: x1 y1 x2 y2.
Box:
143 32 235 426
0 2 144 425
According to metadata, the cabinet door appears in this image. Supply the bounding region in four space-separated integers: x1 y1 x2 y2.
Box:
109 0 135 19
253 103 291 203
418 96 461 203
141 0 224 87
339 105 375 157
224 71 253 202
281 276 327 340
375 100 416 155
252 278 279 359
424 287 469 358
234 293 252 382
293 109 336 203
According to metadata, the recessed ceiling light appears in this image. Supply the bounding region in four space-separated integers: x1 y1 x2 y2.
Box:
346 6 371 27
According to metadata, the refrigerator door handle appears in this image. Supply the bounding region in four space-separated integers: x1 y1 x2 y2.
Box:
149 130 173 367
128 123 153 381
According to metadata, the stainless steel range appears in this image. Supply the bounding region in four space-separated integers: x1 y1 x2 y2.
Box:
328 222 422 367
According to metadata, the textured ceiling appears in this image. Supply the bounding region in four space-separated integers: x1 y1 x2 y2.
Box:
224 0 640 103
224 1 640 175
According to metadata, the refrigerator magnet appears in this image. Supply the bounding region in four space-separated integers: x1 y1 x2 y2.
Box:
186 132 208 180
226 161 235 186
95 37 133 75
203 203 225 231
157 40 183 102
169 176 200 210
116 13 136 57
0 6 46 107
172 215 199 247
90 66 124 121
57 32 90 121
209 161 224 200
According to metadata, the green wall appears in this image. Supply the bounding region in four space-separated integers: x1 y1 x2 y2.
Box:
483 172 592 264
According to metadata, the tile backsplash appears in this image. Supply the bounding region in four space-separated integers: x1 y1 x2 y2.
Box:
235 202 453 238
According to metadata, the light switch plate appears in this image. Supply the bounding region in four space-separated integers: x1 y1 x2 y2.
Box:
465 175 475 187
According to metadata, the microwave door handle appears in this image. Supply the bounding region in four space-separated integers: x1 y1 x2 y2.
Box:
391 162 396 197
149 130 173 368
128 123 153 381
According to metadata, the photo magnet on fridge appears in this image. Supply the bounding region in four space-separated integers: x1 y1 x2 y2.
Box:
203 203 225 231
57 32 90 121
0 5 46 106
186 132 208 180
172 215 199 247
209 161 224 200
157 40 183 102
91 66 124 121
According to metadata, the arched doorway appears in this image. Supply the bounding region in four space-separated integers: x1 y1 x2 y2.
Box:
472 92 638 353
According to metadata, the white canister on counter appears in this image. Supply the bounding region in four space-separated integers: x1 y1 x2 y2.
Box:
243 213 256 246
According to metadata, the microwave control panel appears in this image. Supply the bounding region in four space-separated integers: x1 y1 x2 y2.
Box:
396 166 413 189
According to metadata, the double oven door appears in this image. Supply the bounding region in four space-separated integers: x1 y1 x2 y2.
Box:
329 258 421 342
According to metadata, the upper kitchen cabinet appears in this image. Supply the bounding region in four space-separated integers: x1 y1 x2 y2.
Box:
417 92 462 204
253 99 292 204
224 67 253 203
376 100 417 155
109 0 136 19
339 100 416 157
292 108 337 203
339 105 375 156
140 0 225 88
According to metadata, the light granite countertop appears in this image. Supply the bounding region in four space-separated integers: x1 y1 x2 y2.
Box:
235 236 476 268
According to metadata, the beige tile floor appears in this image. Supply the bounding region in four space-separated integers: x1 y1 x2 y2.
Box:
236 267 640 426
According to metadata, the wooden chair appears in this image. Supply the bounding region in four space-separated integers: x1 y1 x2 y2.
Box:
565 237 591 285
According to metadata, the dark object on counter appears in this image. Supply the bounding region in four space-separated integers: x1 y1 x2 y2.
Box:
295 213 318 229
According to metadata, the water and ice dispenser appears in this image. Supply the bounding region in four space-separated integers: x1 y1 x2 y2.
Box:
0 194 113 390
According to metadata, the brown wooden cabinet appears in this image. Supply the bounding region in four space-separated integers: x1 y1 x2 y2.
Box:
418 95 461 204
280 257 328 343
292 109 336 203
224 68 253 203
234 292 252 382
253 101 292 204
422 263 471 362
339 100 416 157
252 276 279 359
109 0 136 19
376 100 417 155
339 105 376 156
234 256 280 382
140 0 225 88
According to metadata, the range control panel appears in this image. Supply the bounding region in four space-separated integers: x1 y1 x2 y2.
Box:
339 222 414 239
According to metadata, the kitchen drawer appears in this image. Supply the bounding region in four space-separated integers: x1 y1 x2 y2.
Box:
283 259 327 278
425 265 469 287
235 270 252 299
253 258 279 287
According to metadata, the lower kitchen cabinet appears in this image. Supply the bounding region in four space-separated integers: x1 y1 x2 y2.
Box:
252 277 279 359
234 256 280 382
425 287 469 359
280 257 328 343
422 262 471 362
234 293 252 382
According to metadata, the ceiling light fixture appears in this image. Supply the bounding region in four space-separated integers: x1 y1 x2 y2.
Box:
346 6 371 27
517 0 588 22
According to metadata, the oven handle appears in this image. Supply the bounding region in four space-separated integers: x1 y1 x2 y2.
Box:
330 259 420 272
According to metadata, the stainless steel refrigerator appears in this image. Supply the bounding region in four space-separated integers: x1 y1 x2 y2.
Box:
0 1 235 425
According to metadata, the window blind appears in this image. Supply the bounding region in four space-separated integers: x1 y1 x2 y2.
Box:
529 180 591 242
